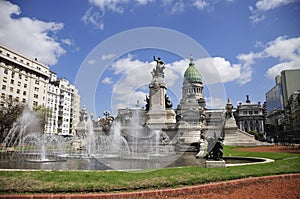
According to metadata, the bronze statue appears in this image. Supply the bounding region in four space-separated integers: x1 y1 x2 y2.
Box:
165 94 173 109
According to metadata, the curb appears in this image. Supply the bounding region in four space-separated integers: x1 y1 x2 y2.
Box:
1 174 299 198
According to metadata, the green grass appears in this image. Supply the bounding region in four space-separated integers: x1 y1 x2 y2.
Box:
0 146 299 194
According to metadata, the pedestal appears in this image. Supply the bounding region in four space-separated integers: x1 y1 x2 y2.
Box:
205 160 226 168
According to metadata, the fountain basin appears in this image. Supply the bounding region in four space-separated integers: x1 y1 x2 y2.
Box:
27 159 66 163
224 156 274 167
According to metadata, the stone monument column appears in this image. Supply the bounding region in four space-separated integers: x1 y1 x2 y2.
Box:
146 56 176 129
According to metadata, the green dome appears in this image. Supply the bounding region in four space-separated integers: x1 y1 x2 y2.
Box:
184 59 202 82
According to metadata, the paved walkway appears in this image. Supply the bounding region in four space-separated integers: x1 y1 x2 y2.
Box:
1 174 299 199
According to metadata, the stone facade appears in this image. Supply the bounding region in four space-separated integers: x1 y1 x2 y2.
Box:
234 95 265 134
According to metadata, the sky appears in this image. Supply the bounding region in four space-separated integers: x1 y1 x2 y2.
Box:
0 0 300 117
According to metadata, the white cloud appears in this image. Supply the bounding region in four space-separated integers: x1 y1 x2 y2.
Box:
250 0 299 23
264 36 300 78
193 0 209 10
255 0 298 11
61 38 73 46
197 57 242 84
101 53 116 61
84 0 155 29
205 97 226 109
88 0 129 14
0 0 65 65
88 59 96 65
136 0 154 5
102 77 113 84
81 7 104 30
88 0 154 14
235 36 300 80
171 0 185 14
263 36 300 61
266 58 300 78
110 55 153 110
236 52 264 84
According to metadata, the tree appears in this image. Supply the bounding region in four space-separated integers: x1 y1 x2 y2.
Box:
0 97 25 142
33 105 52 133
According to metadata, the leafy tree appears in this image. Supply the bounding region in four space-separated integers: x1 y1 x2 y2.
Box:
0 98 25 142
33 105 52 133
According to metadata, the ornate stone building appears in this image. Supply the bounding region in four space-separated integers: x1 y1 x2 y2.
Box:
234 95 265 134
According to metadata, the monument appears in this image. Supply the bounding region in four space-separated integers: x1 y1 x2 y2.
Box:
145 56 176 129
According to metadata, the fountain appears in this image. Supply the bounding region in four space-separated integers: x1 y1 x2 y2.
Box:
0 56 272 171
1 108 66 163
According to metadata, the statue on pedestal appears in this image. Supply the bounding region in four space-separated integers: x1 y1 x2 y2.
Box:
152 56 165 78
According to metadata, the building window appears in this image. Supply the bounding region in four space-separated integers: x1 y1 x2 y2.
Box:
15 97 19 102
17 81 21 86
33 101 38 106
34 87 39 91
10 87 13 92
4 68 8 74
23 91 26 95
1 93 5 98
16 89 20 94
243 111 247 115
1 85 6 90
35 80 39 85
254 111 258 114
34 94 38 99
11 72 15 78
10 79 14 84
22 98 26 103
24 83 27 88
3 77 7 83
249 111 253 115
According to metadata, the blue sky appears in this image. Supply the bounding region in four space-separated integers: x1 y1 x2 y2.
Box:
0 0 299 116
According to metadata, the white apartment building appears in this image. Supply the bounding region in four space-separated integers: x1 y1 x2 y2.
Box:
45 72 60 134
0 44 80 136
44 72 80 136
0 45 49 108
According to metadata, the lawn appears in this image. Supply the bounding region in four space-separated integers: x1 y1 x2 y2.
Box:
0 146 299 194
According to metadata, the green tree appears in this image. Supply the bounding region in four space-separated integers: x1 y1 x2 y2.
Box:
33 105 52 133
0 98 25 142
